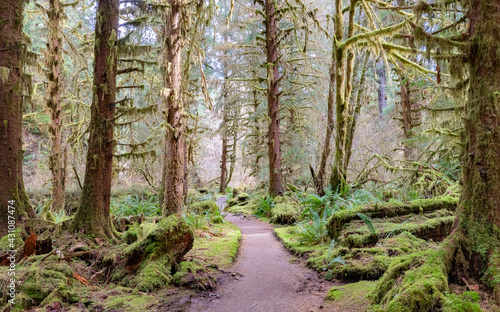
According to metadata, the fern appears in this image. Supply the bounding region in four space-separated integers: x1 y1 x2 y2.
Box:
357 212 376 235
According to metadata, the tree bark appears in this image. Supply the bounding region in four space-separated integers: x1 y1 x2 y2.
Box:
264 0 284 197
46 0 66 212
454 0 500 298
314 45 336 196
162 0 185 215
70 0 118 239
0 0 36 237
220 130 228 193
330 0 353 192
376 61 387 116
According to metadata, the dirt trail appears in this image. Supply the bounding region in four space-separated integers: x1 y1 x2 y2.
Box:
188 197 332 312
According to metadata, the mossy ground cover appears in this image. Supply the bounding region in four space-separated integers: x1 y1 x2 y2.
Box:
323 281 378 311
0 204 241 311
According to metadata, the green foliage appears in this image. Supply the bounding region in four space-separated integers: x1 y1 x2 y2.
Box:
254 194 275 218
441 292 482 312
111 194 160 217
295 211 329 245
182 212 210 231
357 213 376 235
52 210 71 224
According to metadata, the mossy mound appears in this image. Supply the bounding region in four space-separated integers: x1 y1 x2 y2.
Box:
189 200 217 214
0 255 88 311
227 193 250 208
112 215 194 292
271 202 300 225
323 281 378 311
172 261 216 290
327 197 458 239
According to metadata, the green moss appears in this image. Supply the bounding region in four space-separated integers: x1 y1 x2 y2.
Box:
185 221 241 267
102 287 158 310
190 200 217 214
327 197 458 238
237 193 249 201
0 228 23 252
171 261 215 290
342 215 454 248
129 260 171 292
188 188 197 197
124 225 139 244
118 215 193 292
373 247 450 312
324 281 377 311
441 292 482 312
326 287 344 301
271 202 300 225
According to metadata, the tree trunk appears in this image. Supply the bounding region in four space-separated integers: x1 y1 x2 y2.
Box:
376 61 387 116
70 0 118 239
220 131 228 193
454 0 500 299
344 52 370 176
0 0 36 237
264 0 284 197
400 75 414 160
46 0 65 212
314 45 336 196
162 0 185 215
219 52 229 194
329 0 351 192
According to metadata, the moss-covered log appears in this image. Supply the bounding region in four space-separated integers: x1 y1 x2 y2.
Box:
343 216 455 248
327 197 457 238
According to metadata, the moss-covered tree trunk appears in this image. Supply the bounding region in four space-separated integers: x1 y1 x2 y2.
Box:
162 0 185 215
70 0 118 239
314 46 336 196
454 0 500 300
330 0 357 192
264 0 284 197
45 0 66 212
0 0 36 237
377 61 387 116
219 54 229 194
344 52 370 177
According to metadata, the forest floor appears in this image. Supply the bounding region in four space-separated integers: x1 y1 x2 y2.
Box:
187 196 335 312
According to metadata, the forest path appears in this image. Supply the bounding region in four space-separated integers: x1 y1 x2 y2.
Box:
187 197 332 312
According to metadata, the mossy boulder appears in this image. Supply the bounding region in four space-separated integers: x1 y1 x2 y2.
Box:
114 215 194 292
190 200 217 214
271 202 300 225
